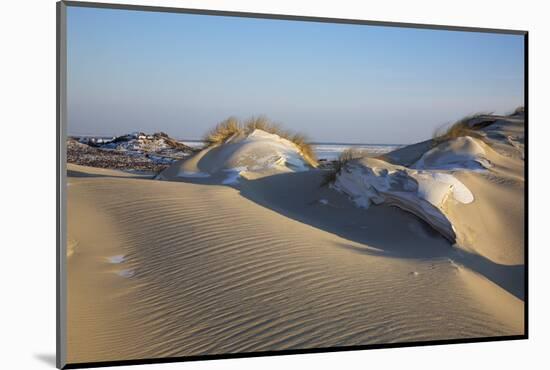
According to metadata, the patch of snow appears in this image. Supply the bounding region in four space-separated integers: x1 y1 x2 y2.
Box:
107 255 125 264
222 167 247 185
240 130 310 172
177 171 211 178
117 269 135 278
413 136 491 171
180 141 205 149
414 172 474 206
447 258 461 270
333 158 475 243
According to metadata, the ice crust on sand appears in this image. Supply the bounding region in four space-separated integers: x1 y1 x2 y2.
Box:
177 171 211 178
414 172 474 205
333 157 474 242
222 167 248 185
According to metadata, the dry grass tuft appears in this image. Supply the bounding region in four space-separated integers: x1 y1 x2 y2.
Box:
321 148 364 186
244 116 281 135
203 117 242 146
431 112 495 146
203 116 317 167
289 133 317 167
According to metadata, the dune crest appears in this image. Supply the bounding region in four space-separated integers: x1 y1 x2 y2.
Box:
413 136 492 170
160 129 314 183
332 114 523 246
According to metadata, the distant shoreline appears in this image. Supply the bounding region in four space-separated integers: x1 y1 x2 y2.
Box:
68 134 404 148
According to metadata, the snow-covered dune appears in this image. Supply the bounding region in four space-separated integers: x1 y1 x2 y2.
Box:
412 136 492 170
332 137 491 243
332 113 524 247
160 129 315 183
333 158 473 242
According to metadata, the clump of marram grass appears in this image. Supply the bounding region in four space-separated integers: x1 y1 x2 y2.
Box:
321 148 364 186
203 116 317 167
203 117 242 146
431 112 495 146
244 116 287 136
289 132 317 167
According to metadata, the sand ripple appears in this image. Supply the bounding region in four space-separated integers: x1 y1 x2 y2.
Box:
66 171 522 363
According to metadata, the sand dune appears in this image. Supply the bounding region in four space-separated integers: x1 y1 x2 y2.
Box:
66 114 524 364
331 157 473 243
159 129 314 183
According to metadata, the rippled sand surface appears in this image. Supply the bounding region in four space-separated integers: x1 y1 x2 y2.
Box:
66 160 523 364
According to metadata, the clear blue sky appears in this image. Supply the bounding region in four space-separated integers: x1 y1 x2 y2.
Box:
67 6 524 144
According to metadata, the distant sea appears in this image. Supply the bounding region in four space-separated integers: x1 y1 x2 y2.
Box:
311 142 402 161
181 140 402 161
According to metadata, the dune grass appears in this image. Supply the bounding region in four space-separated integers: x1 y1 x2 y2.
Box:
321 148 364 186
244 116 289 137
431 112 495 146
203 116 317 166
203 117 242 147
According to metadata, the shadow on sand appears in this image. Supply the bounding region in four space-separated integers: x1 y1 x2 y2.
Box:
67 169 155 179
166 169 524 300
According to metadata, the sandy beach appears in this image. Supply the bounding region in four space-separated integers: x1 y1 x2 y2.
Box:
66 112 524 364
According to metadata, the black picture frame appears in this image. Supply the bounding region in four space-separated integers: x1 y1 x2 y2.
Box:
56 1 528 368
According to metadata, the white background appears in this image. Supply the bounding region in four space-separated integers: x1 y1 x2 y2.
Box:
1 0 548 369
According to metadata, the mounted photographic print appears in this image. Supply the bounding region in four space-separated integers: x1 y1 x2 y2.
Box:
57 1 527 368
